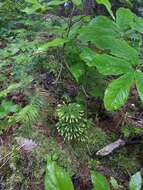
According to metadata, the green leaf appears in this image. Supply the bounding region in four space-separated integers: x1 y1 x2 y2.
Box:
0 107 7 119
131 16 143 33
80 48 96 67
92 37 139 65
23 0 45 13
135 71 143 103
96 0 115 20
92 54 133 75
129 172 142 190
90 86 105 98
79 17 139 65
1 100 13 111
47 0 67 6
116 8 143 33
45 160 74 190
116 8 134 31
79 16 119 41
91 171 110 190
37 38 68 52
70 63 85 81
104 72 134 111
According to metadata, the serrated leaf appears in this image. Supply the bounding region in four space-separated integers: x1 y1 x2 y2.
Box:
92 54 133 75
45 160 74 190
135 71 143 103
96 0 115 20
91 171 110 190
104 72 134 111
129 172 142 190
37 38 68 52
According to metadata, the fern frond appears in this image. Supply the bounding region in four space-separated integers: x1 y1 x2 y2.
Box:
16 105 39 127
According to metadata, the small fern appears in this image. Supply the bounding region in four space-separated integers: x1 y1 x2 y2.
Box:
56 103 90 142
16 104 39 127
16 90 47 127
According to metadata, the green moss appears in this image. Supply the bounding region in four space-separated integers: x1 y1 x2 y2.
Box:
121 124 143 138
1 127 80 190
102 148 140 175
31 130 79 175
86 127 110 155
64 127 110 166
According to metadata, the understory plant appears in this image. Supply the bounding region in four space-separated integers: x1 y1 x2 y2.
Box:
34 0 143 112
45 160 143 190
56 103 90 141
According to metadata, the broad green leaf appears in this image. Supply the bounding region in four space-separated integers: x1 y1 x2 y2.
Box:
80 48 96 66
91 37 139 65
116 8 143 33
91 171 110 190
96 0 115 20
116 8 134 31
37 38 68 52
90 16 119 35
129 172 142 190
70 63 85 81
23 0 45 13
104 72 134 111
131 16 143 33
92 54 133 75
135 71 143 103
79 17 139 65
1 100 13 111
79 16 120 41
45 160 74 190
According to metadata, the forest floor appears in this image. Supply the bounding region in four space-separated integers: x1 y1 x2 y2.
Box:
0 71 142 190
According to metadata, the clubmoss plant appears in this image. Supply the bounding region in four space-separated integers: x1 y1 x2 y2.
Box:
56 103 90 142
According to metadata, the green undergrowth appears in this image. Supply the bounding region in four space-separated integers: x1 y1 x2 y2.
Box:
0 123 142 189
